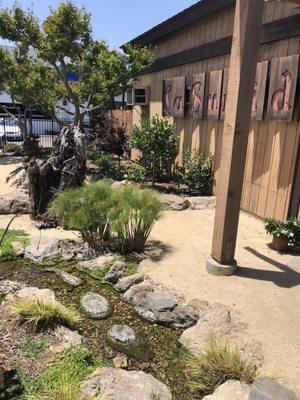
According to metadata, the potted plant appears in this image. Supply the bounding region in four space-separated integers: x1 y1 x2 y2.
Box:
264 217 300 252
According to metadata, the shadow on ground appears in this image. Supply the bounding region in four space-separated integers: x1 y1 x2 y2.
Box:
144 240 174 262
236 246 300 288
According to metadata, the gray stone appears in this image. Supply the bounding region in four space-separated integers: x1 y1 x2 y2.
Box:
80 292 109 319
124 283 198 328
248 378 297 400
79 255 115 271
50 326 83 354
57 271 82 287
161 194 189 211
0 280 26 294
24 237 61 262
188 196 216 210
4 286 56 305
0 191 29 214
10 241 25 257
113 356 128 369
115 273 144 292
109 325 136 344
81 367 172 400
202 380 251 400
206 256 237 276
111 180 131 187
105 261 127 284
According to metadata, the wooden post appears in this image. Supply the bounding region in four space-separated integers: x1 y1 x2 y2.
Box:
207 0 265 274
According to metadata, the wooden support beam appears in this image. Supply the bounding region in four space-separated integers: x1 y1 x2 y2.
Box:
209 0 265 268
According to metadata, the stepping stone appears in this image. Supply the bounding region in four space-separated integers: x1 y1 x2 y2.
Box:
161 193 189 211
57 271 82 287
105 261 127 284
113 356 128 369
81 367 172 400
79 255 115 271
0 280 26 294
80 292 109 319
248 378 297 400
115 273 144 293
109 325 136 344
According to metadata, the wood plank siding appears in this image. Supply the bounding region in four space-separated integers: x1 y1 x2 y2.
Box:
131 0 300 221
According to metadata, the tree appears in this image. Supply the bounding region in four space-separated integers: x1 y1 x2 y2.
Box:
130 115 179 186
0 2 154 130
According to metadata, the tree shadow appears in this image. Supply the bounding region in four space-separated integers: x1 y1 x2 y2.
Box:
144 240 174 262
0 155 23 166
236 246 300 288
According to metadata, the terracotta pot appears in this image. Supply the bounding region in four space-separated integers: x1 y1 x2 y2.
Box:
271 236 289 252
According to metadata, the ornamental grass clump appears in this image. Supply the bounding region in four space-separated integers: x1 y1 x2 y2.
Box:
112 185 164 253
10 299 81 329
185 335 257 396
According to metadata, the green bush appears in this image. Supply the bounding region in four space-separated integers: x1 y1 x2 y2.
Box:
112 185 164 253
49 181 115 247
3 143 23 154
50 181 163 253
264 217 300 247
95 155 121 180
122 162 147 182
185 335 257 396
0 229 28 261
180 150 214 193
21 345 102 400
130 115 179 186
10 299 81 329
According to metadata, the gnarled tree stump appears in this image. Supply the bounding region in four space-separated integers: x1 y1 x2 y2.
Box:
28 125 86 219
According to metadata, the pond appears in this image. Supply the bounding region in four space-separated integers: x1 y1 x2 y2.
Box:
0 260 194 400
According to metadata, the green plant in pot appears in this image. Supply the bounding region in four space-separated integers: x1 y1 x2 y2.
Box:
264 217 300 251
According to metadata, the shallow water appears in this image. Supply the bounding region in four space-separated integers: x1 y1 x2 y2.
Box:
0 260 194 399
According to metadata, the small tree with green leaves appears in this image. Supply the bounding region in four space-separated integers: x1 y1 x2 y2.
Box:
130 115 179 186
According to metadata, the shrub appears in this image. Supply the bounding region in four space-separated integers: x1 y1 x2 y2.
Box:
122 162 147 182
49 181 115 247
95 155 121 180
185 335 257 396
264 217 300 247
180 150 214 193
3 143 22 154
10 299 81 329
130 115 178 186
21 345 102 400
0 229 28 261
112 185 164 253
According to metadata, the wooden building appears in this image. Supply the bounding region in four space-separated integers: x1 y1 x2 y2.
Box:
126 0 300 221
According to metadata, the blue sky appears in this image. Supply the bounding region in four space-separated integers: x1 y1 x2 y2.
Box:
0 0 197 48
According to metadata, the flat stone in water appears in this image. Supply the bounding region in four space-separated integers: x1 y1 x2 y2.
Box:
80 292 109 319
57 271 82 287
109 325 136 344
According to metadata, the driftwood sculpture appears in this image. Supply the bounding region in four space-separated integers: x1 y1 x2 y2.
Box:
28 125 86 219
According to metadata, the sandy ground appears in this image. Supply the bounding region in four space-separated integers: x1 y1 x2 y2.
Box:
0 156 299 395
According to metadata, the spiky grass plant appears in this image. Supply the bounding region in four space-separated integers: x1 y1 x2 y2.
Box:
10 299 81 329
112 185 164 253
49 181 115 248
185 334 257 396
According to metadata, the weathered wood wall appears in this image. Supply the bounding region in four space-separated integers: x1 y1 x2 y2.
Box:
109 109 133 133
132 1 300 221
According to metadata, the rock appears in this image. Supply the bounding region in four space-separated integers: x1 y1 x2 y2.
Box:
57 271 82 287
10 241 25 257
0 191 29 214
8 168 29 191
105 261 127 284
4 286 56 305
187 196 216 210
248 377 297 400
79 255 115 271
80 292 109 319
202 380 251 400
113 356 128 369
161 194 189 211
81 367 172 400
109 325 136 344
50 326 83 354
111 180 130 187
24 237 61 262
124 283 198 328
0 280 26 294
115 273 144 292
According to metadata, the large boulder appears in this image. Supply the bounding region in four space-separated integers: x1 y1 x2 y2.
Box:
0 190 28 214
248 378 297 400
123 282 198 328
80 292 110 319
4 286 56 305
24 237 61 262
0 280 26 294
202 380 251 400
161 194 189 211
81 367 172 400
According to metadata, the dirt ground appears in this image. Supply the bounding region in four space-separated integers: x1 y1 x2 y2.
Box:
0 156 299 395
